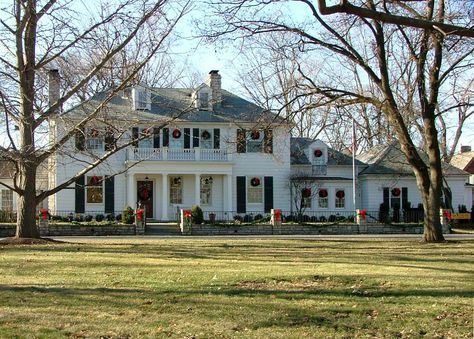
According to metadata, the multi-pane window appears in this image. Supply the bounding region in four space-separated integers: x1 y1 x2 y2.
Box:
200 129 213 149
199 92 209 109
302 197 311 208
335 189 345 208
200 176 212 205
86 176 103 203
247 130 263 153
318 189 328 208
86 128 103 150
247 176 263 203
170 176 183 204
1 190 13 211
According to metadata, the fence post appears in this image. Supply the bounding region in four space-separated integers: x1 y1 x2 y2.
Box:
38 208 49 236
271 209 282 235
439 208 451 234
135 207 145 235
180 209 192 235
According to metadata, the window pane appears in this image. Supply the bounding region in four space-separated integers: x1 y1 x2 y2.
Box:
1 190 13 210
200 177 212 205
318 197 328 208
86 176 103 203
170 177 182 204
247 177 263 203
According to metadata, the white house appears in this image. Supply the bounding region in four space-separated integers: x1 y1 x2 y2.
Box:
1 70 471 223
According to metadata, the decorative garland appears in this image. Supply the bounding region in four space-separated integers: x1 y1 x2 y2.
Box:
318 189 328 198
302 188 311 198
250 130 260 140
138 186 151 201
391 187 401 197
90 128 99 137
172 128 181 139
336 190 345 199
250 177 261 187
201 130 211 140
314 149 323 157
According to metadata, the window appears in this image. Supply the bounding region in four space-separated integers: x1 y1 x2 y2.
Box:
86 176 103 203
86 128 103 150
138 128 153 148
302 197 311 208
318 189 328 208
200 129 213 149
247 130 263 153
247 176 263 203
335 189 345 208
1 190 13 211
200 176 212 205
170 176 182 204
199 92 209 109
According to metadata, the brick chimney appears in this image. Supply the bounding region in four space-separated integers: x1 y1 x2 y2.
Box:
460 145 472 153
207 70 222 109
48 69 60 112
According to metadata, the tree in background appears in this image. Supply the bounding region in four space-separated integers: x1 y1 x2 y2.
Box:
203 0 473 241
0 0 191 238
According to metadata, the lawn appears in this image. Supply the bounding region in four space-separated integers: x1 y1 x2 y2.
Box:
0 239 472 338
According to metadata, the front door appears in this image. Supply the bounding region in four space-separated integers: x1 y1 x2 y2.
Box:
137 181 153 218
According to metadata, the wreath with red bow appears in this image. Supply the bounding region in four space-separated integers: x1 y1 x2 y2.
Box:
139 186 151 201
172 128 181 139
250 177 261 187
314 149 323 157
250 130 260 140
391 187 401 197
336 190 345 199
89 175 100 185
201 130 211 140
302 188 311 198
90 128 99 137
318 189 328 198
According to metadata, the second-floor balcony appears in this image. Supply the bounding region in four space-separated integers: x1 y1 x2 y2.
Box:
127 147 230 162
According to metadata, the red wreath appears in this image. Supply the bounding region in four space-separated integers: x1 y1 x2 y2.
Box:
318 189 328 198
250 177 261 187
201 130 211 140
250 130 260 140
139 186 150 201
142 128 151 135
314 149 323 157
90 128 99 137
391 188 401 197
336 190 345 199
90 175 100 185
172 128 181 139
302 188 311 198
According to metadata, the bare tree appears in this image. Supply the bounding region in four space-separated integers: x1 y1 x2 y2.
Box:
0 0 191 238
203 0 474 242
289 174 321 219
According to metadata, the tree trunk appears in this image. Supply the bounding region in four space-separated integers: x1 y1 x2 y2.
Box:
15 164 40 238
420 180 445 242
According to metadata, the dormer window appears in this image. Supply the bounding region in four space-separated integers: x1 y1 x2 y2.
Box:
312 148 326 165
132 87 151 110
199 92 209 110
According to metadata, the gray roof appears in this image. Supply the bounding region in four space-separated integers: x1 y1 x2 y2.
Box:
290 137 365 166
357 143 468 176
75 87 275 124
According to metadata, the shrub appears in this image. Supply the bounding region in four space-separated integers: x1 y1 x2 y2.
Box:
328 215 336 222
106 214 115 222
234 215 243 222
254 214 263 221
51 215 62 222
122 206 134 224
95 214 104 222
347 216 355 223
74 214 84 222
243 214 253 223
319 216 327 222
302 214 310 223
116 214 122 221
191 205 204 224
310 216 318 222
84 215 93 222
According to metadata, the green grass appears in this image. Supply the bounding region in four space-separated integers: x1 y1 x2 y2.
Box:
0 239 472 338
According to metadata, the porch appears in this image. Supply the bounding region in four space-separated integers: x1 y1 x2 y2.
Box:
126 147 230 162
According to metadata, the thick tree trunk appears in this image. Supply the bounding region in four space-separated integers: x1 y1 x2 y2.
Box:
417 173 445 242
15 164 40 238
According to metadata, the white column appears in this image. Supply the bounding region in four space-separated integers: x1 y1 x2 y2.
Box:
224 174 233 212
126 173 135 208
162 173 168 220
195 174 201 206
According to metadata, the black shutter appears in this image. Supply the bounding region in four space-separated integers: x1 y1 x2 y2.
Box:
132 127 139 147
264 176 273 213
402 187 408 209
237 129 246 153
264 129 273 154
193 128 200 148
383 187 389 207
75 175 85 213
184 128 191 149
104 128 115 151
75 127 85 151
104 176 115 213
163 128 169 147
213 128 220 149
153 128 160 148
236 176 246 213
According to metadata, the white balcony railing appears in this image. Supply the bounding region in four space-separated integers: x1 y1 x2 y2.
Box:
128 147 229 162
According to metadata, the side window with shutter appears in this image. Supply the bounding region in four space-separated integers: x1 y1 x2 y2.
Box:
213 128 220 149
162 128 169 147
131 127 139 147
264 129 273 154
237 129 246 153
75 127 85 151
